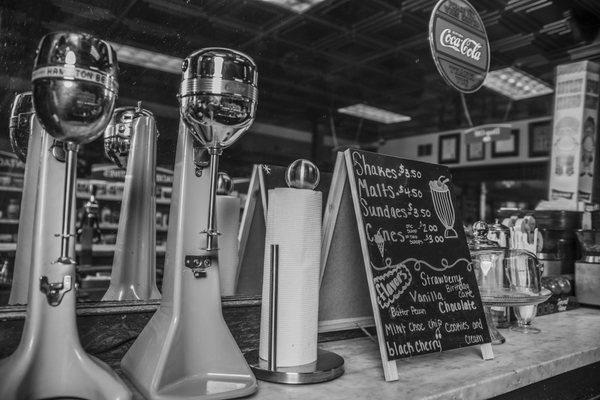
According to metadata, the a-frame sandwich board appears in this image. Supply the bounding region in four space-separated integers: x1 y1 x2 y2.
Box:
323 150 493 381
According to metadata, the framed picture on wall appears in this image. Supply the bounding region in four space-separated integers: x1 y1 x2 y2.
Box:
528 120 552 157
492 129 519 157
438 133 460 164
417 143 433 157
466 141 485 161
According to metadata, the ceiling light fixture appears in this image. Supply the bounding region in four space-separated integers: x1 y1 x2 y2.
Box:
108 42 182 74
257 0 327 13
483 67 553 100
337 104 411 124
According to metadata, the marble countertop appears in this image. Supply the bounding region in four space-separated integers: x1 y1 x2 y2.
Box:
246 308 600 400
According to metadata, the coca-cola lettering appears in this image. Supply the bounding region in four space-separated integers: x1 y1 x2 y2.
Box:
439 28 482 61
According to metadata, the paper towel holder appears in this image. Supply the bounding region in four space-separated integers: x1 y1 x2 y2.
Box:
247 244 345 384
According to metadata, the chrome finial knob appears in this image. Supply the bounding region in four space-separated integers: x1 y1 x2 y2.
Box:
473 221 489 240
286 159 320 190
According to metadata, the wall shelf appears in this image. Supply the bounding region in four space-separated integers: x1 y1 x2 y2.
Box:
76 193 170 205
0 242 166 254
0 186 23 193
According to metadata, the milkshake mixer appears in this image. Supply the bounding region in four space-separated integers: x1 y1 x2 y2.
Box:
102 103 161 301
0 32 131 400
121 48 258 399
8 92 33 163
8 92 68 305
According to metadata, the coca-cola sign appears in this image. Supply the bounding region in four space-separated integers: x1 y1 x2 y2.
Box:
440 29 482 61
429 0 490 93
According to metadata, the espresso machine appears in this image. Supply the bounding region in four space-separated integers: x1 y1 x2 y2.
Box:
0 32 130 399
102 103 161 301
122 48 258 399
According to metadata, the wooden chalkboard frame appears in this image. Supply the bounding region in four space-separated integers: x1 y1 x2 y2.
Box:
325 150 493 381
320 157 375 332
236 165 262 294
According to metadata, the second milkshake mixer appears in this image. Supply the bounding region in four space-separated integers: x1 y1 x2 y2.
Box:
122 48 259 399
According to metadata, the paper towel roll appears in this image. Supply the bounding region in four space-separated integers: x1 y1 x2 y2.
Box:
217 195 241 296
259 187 322 367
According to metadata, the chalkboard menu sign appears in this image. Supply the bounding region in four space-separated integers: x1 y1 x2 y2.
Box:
324 149 492 381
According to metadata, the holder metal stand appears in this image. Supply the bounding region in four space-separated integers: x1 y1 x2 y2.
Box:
248 244 345 384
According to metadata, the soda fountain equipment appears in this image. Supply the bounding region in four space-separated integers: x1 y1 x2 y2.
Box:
7 92 69 305
8 92 33 164
102 103 161 301
0 32 131 400
121 48 258 399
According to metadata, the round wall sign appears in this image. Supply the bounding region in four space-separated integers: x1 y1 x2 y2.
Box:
428 0 490 93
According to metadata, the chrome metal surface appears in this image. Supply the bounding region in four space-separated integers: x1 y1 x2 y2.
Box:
193 144 210 176
470 220 499 250
31 32 118 144
473 220 489 239
9 92 67 163
104 103 154 169
50 140 67 162
248 349 345 384
204 149 221 251
183 255 212 278
268 244 279 372
179 47 257 255
39 275 72 307
9 92 33 163
285 159 320 190
216 172 233 195
58 144 78 263
179 47 257 150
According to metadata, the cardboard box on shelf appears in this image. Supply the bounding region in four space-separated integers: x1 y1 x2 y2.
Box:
548 60 600 209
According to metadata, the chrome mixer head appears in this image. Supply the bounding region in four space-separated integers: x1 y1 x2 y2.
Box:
104 104 154 169
31 32 118 144
9 92 34 163
178 47 257 151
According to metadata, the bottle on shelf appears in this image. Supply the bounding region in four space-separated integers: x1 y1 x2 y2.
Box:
7 199 20 219
0 259 11 285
